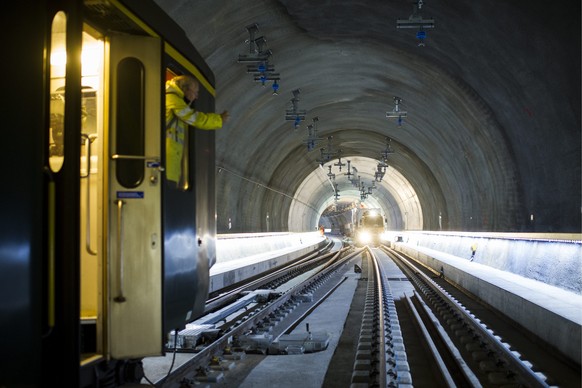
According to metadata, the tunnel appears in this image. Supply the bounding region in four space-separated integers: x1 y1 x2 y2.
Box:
156 0 581 235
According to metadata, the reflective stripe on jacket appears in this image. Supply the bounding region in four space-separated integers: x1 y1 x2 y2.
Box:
165 78 222 184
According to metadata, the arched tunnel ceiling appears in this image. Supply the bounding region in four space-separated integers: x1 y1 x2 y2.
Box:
155 0 581 233
288 156 423 232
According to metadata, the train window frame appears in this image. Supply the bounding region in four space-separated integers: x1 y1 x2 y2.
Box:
48 11 67 173
115 57 145 188
164 67 193 192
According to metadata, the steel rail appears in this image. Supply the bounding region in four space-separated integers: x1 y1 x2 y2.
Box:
366 247 388 387
161 244 359 385
404 293 478 387
205 241 338 311
279 276 348 335
384 246 550 387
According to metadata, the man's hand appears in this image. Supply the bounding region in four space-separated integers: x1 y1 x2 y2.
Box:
220 110 230 123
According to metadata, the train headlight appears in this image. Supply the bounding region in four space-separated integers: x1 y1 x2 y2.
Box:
359 231 371 244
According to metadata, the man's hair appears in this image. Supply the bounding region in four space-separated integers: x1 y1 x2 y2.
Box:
173 75 199 91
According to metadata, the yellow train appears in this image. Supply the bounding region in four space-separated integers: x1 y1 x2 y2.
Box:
2 1 218 386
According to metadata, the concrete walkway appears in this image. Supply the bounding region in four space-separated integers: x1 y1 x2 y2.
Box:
239 270 360 388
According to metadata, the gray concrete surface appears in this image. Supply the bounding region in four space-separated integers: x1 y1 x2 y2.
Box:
216 232 325 262
400 231 582 293
238 271 360 388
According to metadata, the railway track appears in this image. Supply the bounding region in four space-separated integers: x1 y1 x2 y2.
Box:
378 246 579 387
155 244 359 386
144 242 579 387
334 245 578 387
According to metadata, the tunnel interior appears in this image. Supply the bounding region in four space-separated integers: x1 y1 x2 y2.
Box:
156 0 581 234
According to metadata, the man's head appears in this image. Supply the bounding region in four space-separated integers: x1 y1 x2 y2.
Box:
174 75 199 102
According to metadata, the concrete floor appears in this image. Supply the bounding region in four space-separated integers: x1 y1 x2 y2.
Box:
139 250 361 387
238 270 360 388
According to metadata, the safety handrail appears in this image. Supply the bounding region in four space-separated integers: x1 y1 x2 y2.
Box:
81 134 97 255
46 172 56 328
111 154 159 161
114 199 126 303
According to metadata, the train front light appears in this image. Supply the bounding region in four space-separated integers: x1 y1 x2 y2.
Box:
358 231 371 244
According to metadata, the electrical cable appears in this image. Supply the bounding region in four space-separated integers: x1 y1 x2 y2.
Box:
142 329 179 386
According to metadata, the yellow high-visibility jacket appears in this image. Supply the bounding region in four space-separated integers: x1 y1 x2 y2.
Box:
165 78 222 186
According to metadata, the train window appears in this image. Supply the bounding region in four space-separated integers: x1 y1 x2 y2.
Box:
48 11 67 173
115 57 145 188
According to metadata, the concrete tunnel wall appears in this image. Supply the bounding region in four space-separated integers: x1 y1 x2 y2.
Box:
400 232 582 294
210 232 328 292
155 0 581 235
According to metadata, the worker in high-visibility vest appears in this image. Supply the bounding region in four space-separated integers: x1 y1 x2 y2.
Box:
165 75 229 188
470 243 478 261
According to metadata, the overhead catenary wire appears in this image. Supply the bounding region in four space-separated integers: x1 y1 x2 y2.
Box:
216 165 320 213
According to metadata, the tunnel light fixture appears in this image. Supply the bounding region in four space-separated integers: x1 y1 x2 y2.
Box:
245 24 258 51
238 24 282 93
386 97 407 126
238 24 268 62
397 19 435 29
248 62 274 74
397 0 435 46
285 89 307 129
375 137 393 182
346 160 354 180
251 67 280 88
316 148 328 166
304 117 322 151
316 136 340 166
334 156 346 172
323 136 339 159
352 174 362 189
381 137 395 162
272 80 280 95
327 165 336 180
375 163 387 182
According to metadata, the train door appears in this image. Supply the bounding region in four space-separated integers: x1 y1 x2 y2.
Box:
79 29 104 366
107 34 163 358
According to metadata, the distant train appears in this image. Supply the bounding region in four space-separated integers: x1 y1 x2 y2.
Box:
354 209 386 247
2 1 218 386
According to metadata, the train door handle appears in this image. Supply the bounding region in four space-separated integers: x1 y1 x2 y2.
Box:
82 134 97 255
111 154 163 169
111 154 161 163
111 154 164 184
